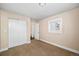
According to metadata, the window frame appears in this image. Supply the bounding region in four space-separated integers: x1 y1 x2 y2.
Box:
48 17 63 33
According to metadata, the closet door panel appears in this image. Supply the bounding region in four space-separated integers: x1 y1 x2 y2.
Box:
9 19 27 48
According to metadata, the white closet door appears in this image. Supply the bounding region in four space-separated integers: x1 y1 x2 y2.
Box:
8 19 27 48
35 23 39 40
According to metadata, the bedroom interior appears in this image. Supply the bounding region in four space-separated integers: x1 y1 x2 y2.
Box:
0 3 79 56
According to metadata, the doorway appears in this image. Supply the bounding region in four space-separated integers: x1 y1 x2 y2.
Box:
35 23 39 40
31 22 39 40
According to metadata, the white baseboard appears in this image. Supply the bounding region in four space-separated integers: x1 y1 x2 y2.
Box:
27 40 31 44
0 48 8 52
40 39 79 54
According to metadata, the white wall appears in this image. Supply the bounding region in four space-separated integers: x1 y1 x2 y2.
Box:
0 9 31 51
39 8 79 53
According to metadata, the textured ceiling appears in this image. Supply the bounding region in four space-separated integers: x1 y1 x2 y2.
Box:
0 3 79 21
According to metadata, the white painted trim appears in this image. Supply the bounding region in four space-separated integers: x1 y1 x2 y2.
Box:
48 17 63 33
0 48 8 52
27 40 31 44
40 39 79 54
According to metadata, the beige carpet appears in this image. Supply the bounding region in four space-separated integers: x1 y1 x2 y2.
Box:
0 39 79 56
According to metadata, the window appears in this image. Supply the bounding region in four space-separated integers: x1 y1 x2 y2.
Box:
48 17 62 33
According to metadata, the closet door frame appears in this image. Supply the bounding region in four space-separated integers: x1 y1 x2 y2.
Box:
8 18 27 48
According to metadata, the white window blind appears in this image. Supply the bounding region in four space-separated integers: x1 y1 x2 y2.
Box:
48 17 62 33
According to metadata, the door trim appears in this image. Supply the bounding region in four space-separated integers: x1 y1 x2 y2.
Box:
0 48 8 52
8 19 27 48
